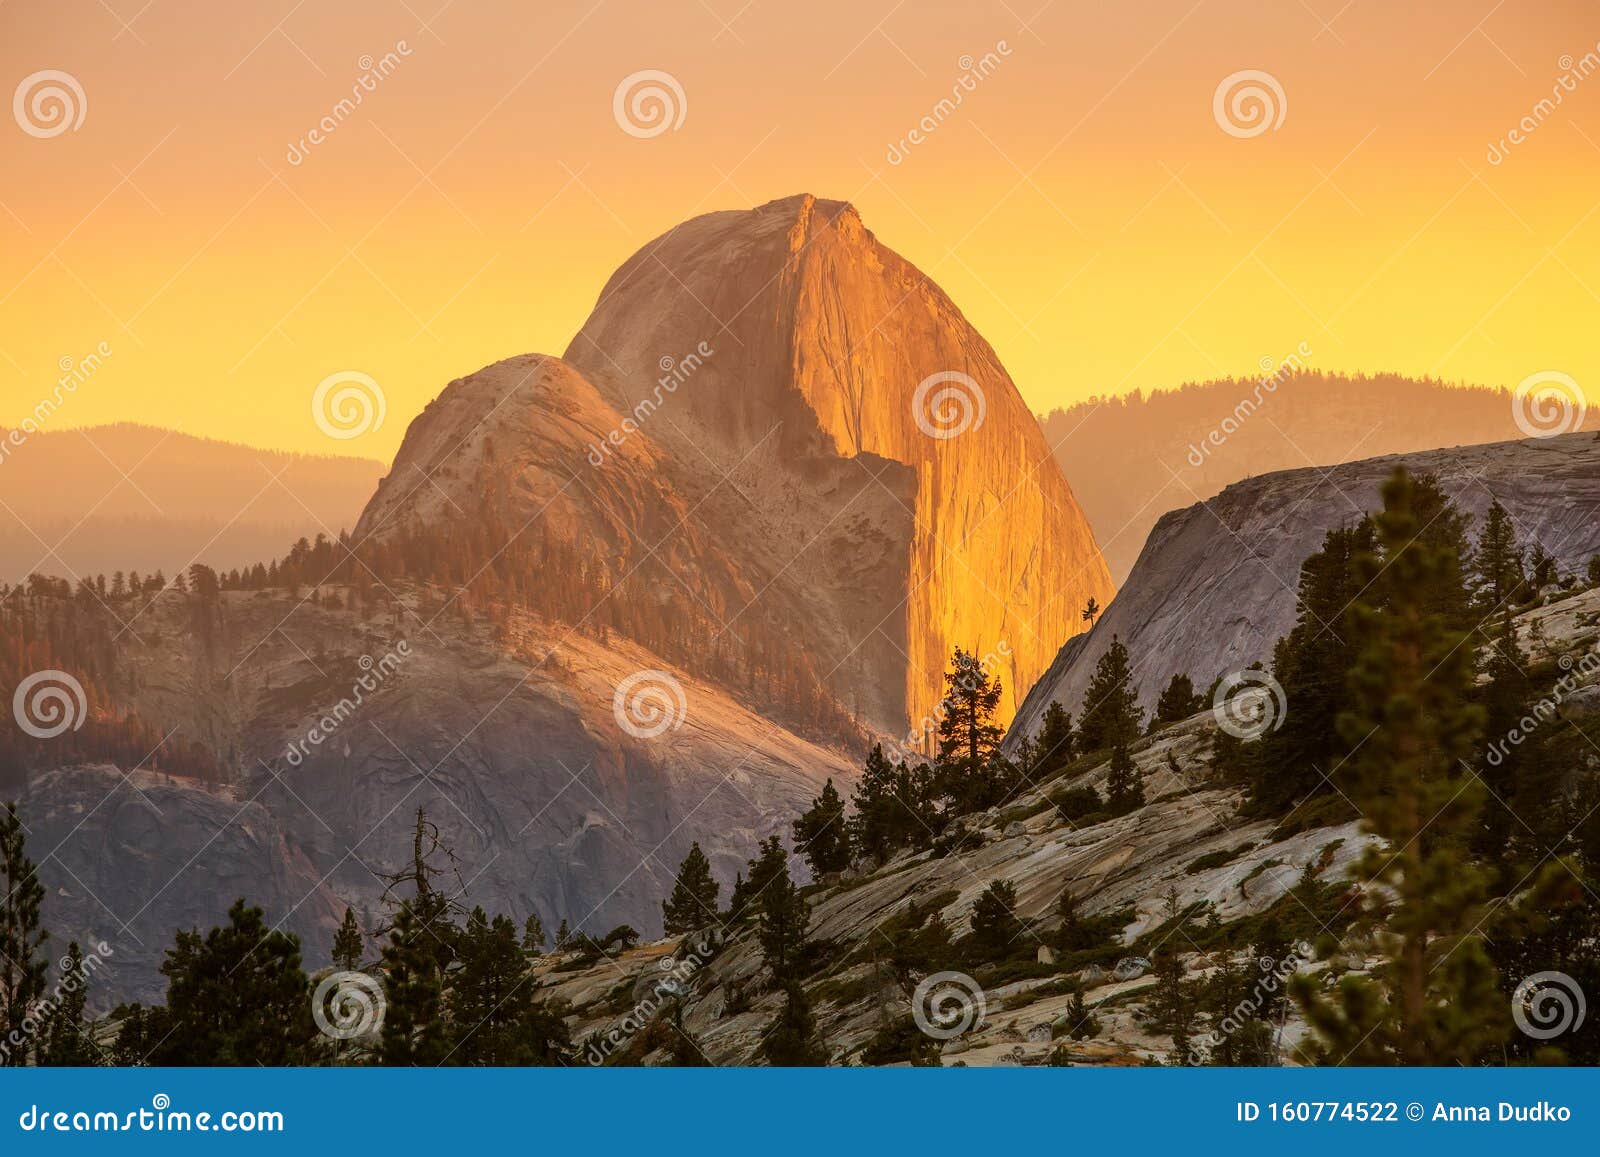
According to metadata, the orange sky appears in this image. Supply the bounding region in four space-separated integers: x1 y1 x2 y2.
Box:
3 0 1598 459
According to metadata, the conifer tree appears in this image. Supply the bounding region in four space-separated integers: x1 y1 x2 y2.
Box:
760 981 827 1066
1065 985 1100 1040
1154 673 1203 726
522 912 545 955
1077 636 1141 753
154 899 312 1065
663 842 721 934
792 780 850 877
332 907 364 971
41 942 99 1066
1055 888 1096 952
1589 554 1600 587
1294 468 1505 1065
1251 522 1374 811
934 648 1005 813
1032 701 1075 775
378 902 448 1065
969 879 1021 959
756 847 808 982
448 907 569 1065
1105 741 1144 813
0 802 46 1067
554 918 571 950
1470 499 1525 615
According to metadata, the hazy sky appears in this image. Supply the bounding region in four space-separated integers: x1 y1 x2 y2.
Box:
3 0 1598 458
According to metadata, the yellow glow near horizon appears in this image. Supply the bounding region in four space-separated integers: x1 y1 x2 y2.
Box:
3 0 1598 461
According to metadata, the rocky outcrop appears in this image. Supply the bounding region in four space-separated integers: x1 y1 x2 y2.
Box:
21 765 342 1008
1011 431 1600 745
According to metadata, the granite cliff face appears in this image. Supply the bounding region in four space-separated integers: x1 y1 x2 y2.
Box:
1011 431 1600 744
562 194 1114 731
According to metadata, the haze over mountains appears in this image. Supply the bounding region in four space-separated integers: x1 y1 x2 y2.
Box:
0 424 383 584
1042 372 1600 582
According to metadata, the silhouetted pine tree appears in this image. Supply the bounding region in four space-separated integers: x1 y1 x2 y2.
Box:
663 842 721 934
792 780 850 876
1077 636 1141 753
1294 468 1505 1065
332 908 364 971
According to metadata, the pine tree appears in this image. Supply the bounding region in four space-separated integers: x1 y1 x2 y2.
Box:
0 802 47 1067
1077 636 1141 753
662 842 721 934
934 648 1005 813
760 981 827 1066
1154 673 1202 726
1528 542 1558 592
554 919 571 950
792 780 850 877
378 901 448 1065
1065 985 1100 1039
153 899 312 1065
1032 701 1074 774
848 745 937 862
448 907 569 1065
332 908 364 971
1470 499 1525 615
969 879 1021 959
756 848 808 982
1589 554 1600 587
1081 597 1100 627
522 912 545 955
1105 741 1144 813
1251 522 1374 811
1055 888 1096 952
40 942 100 1066
1294 468 1505 1065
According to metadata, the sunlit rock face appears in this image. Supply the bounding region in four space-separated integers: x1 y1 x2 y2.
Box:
566 193 1115 733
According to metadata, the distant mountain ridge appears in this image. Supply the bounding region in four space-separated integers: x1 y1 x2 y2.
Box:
0 423 383 583
1041 372 1600 582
